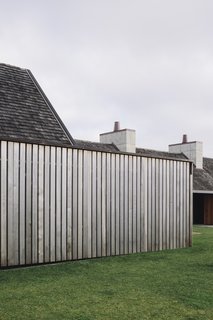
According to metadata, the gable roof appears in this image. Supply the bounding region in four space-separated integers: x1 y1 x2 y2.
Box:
194 158 213 192
0 63 74 147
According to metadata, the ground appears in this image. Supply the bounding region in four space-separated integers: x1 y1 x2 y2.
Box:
0 225 212 320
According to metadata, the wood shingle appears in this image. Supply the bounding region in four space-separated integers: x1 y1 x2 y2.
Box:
0 63 74 146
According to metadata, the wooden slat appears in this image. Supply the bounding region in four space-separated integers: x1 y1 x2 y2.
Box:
77 150 83 259
101 153 106 257
87 152 92 258
56 147 62 261
50 147 56 262
169 160 174 250
26 144 32 264
83 151 89 258
158 159 163 251
1 142 8 266
173 161 177 249
8 142 19 266
162 159 167 250
32 144 38 264
44 146 50 263
106 153 111 256
176 161 180 249
110 154 115 255
61 148 67 261
151 158 156 252
136 157 141 253
13 143 19 265
72 149 78 260
119 155 124 255
38 145 44 263
155 159 159 251
67 149 73 260
179 162 183 248
147 158 152 251
96 152 102 257
128 156 133 254
166 160 170 249
19 143 26 265
132 156 137 253
91 152 97 258
115 154 120 255
124 155 129 254
141 157 147 252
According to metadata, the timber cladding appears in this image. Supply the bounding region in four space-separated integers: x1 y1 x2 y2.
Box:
0 140 193 268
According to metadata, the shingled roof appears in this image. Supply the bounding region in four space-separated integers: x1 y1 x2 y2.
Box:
136 148 187 160
74 139 119 152
193 158 213 192
0 63 74 147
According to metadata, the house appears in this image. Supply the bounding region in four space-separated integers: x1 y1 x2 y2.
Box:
169 136 213 225
97 123 213 225
0 63 192 268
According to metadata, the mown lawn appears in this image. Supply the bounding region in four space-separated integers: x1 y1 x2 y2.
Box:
0 226 212 320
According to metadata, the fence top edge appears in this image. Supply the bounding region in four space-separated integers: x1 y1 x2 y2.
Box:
0 139 193 164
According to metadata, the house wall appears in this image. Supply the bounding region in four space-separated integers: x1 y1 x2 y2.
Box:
0 140 193 268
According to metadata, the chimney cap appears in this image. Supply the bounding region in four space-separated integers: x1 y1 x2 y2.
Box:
182 134 188 144
114 121 120 132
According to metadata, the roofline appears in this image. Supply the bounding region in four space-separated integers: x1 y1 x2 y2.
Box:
169 141 202 147
100 128 135 136
0 138 193 162
0 136 72 148
26 69 75 146
193 190 213 194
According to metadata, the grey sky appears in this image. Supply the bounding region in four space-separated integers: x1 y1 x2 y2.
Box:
1 0 213 155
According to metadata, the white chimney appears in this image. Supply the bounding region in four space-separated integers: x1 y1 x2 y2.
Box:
169 135 203 169
100 121 136 153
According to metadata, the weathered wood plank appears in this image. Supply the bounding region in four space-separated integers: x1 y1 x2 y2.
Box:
141 157 148 252
77 150 83 259
61 148 67 261
67 149 73 260
96 152 102 257
26 144 32 264
91 152 97 258
101 153 107 257
32 144 38 264
50 147 56 262
19 143 26 265
132 156 137 253
72 149 78 260
106 153 111 256
1 141 8 266
44 146 50 263
115 154 120 255
56 147 62 261
119 155 124 255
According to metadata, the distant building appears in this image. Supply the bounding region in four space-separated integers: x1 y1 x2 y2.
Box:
85 122 212 225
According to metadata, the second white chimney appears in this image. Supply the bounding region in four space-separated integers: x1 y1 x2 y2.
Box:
169 135 203 169
100 122 136 153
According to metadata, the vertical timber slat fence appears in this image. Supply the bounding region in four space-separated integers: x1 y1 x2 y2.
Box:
0 140 193 268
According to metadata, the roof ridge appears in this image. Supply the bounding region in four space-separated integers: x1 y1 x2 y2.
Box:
0 62 26 70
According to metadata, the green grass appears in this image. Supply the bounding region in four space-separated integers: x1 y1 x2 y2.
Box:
0 226 212 320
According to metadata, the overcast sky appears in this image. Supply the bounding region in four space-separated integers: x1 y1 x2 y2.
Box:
1 0 213 156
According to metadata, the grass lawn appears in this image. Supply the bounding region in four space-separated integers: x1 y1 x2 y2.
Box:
0 226 212 320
